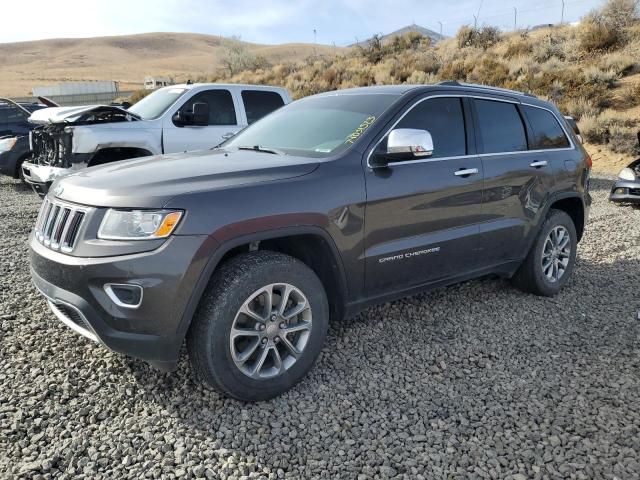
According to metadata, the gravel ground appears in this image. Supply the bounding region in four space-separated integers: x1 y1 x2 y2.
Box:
1 175 639 480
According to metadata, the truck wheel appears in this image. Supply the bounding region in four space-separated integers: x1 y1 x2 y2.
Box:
187 251 329 401
511 209 577 297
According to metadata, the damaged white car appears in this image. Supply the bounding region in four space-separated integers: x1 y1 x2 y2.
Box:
22 83 291 196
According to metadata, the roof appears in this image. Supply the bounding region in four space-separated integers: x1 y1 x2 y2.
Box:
314 82 538 100
165 83 289 91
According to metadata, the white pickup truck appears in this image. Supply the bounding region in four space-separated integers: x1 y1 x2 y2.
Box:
22 83 291 196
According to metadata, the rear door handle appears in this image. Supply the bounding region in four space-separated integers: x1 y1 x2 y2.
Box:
454 168 479 177
530 160 548 168
222 132 236 140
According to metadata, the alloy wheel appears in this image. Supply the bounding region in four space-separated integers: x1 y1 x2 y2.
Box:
541 225 571 283
230 283 312 379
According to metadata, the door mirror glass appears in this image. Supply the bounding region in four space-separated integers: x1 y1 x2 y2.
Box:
371 128 434 167
192 102 209 126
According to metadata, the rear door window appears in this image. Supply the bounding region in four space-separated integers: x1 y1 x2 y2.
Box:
395 97 467 158
241 90 285 124
179 90 237 126
474 99 527 154
523 105 570 149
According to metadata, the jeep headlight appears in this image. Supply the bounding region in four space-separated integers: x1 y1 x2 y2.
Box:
98 209 182 240
0 137 17 152
618 167 637 181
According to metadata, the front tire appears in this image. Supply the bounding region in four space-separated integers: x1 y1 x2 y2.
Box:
187 251 329 401
511 209 578 297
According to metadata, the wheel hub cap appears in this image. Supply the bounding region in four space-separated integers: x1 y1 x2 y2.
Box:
230 283 312 379
541 225 571 283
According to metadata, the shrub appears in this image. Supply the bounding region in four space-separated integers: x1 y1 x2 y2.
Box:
598 52 638 75
221 39 270 75
609 125 640 154
579 114 609 143
357 34 386 64
456 25 501 49
563 97 600 119
532 37 566 62
503 35 533 58
578 20 622 52
618 82 640 107
582 66 619 87
578 0 640 52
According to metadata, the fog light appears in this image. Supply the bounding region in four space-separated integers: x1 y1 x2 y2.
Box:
104 283 143 309
614 187 628 195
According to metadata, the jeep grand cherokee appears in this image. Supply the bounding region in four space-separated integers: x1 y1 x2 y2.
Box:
29 82 591 401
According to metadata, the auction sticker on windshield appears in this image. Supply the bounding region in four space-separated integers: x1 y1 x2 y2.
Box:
345 116 376 144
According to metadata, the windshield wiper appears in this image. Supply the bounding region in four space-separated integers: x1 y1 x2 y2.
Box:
237 145 284 155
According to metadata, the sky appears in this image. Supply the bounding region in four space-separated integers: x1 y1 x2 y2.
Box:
2 0 606 45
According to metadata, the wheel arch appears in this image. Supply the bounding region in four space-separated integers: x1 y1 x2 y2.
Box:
87 147 154 167
176 226 348 352
547 195 585 242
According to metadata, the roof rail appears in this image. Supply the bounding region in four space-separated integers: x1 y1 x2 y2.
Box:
437 81 537 98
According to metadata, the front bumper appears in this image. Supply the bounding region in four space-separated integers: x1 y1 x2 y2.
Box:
609 180 640 204
29 232 215 371
22 162 68 197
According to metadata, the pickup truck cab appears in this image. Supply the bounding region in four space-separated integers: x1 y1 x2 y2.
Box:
22 83 291 196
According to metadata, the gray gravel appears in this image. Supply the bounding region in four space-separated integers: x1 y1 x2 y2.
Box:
1 175 639 479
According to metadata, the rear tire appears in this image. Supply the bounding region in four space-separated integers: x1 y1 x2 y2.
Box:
187 251 329 401
511 209 577 297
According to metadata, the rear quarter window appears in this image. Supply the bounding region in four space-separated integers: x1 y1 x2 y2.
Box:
523 105 571 149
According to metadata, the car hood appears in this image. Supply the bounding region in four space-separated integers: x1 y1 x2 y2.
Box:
52 149 320 208
29 105 137 125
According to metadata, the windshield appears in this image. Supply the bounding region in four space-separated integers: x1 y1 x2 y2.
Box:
224 93 399 158
128 87 188 120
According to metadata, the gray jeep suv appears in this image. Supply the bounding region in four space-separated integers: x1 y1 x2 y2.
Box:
29 83 591 401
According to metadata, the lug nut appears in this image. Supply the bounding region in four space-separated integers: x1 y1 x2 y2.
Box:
259 324 266 331
274 337 280 343
271 314 277 321
261 338 267 344
279 322 285 329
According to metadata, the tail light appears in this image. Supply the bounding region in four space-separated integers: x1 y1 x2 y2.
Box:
585 154 592 169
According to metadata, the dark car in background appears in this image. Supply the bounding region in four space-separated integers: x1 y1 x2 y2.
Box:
0 98 46 137
0 99 47 180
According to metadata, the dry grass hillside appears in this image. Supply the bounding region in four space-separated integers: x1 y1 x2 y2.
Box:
0 32 343 96
205 0 640 174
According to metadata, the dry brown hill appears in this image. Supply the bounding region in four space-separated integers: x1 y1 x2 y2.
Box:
0 32 344 96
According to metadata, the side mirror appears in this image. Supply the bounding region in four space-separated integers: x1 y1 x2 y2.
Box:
370 128 434 168
192 102 209 126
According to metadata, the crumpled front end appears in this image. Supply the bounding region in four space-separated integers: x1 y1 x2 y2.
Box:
31 125 74 168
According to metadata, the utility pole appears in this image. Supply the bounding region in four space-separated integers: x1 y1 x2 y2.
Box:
313 29 317 44
514 7 517 31
561 0 565 24
438 21 443 37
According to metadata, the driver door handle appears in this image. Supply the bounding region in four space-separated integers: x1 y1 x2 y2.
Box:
454 168 479 177
530 160 548 168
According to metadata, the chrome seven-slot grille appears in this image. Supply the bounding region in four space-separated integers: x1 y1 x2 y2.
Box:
34 198 87 252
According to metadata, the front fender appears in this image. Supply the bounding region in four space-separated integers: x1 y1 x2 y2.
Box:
72 125 162 155
173 225 348 349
